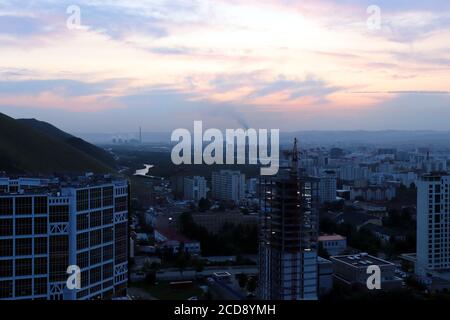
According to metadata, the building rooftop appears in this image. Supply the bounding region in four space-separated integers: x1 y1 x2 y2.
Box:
319 234 346 242
0 174 127 196
331 253 394 268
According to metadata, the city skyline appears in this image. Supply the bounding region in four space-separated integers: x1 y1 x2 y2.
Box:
1 0 450 133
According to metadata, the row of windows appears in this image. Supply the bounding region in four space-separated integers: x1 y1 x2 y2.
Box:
0 237 48 256
76 209 114 231
114 197 127 213
49 236 69 282
0 197 48 216
76 187 115 212
0 257 48 278
76 227 114 251
0 278 47 298
49 205 69 223
76 245 114 269
0 217 48 236
115 223 128 264
78 263 114 289
76 279 114 299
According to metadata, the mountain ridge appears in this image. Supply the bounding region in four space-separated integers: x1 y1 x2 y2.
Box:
0 112 116 174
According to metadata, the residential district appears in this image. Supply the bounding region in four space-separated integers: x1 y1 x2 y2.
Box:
1 141 450 300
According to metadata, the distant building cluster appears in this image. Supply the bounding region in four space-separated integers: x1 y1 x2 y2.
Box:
128 141 450 301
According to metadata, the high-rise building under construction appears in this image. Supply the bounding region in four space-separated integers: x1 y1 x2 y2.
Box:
258 139 319 300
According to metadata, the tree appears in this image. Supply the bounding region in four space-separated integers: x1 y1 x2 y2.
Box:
193 258 205 274
236 273 248 289
198 198 211 212
247 277 257 293
175 243 189 274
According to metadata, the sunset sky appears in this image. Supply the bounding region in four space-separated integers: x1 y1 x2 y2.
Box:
1 0 450 133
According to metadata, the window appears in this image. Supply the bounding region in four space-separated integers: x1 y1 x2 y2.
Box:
103 244 113 261
16 218 32 235
81 270 89 288
103 227 113 243
103 263 113 279
76 190 89 212
49 236 69 282
34 277 48 295
15 238 32 256
77 251 89 269
114 196 127 213
15 259 32 276
103 280 114 291
34 257 47 275
90 284 102 297
15 197 32 215
90 229 102 247
0 218 13 236
49 205 69 223
0 198 13 216
103 209 113 225
103 187 113 207
90 188 102 209
34 217 48 235
89 266 102 285
77 232 89 250
34 197 48 215
15 279 32 297
90 210 102 228
34 237 48 255
0 239 13 256
90 247 102 266
0 260 13 277
77 289 89 299
0 281 13 299
115 222 127 264
77 213 89 231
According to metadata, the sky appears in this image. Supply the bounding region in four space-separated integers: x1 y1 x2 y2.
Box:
1 0 450 133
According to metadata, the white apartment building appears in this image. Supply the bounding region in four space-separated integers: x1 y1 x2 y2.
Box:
338 165 369 181
183 176 207 202
0 175 129 300
345 185 396 201
211 170 245 203
416 173 450 277
318 170 337 204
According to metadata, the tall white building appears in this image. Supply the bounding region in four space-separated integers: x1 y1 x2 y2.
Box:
211 170 245 203
416 173 450 277
318 170 337 204
183 176 207 202
0 175 129 300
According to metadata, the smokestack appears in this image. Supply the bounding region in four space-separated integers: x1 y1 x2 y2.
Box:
292 138 299 175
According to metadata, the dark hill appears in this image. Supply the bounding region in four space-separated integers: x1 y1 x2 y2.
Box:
18 118 116 168
0 112 115 174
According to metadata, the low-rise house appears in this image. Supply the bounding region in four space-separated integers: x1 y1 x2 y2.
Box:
154 227 201 255
319 234 347 256
334 211 382 231
363 224 408 243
